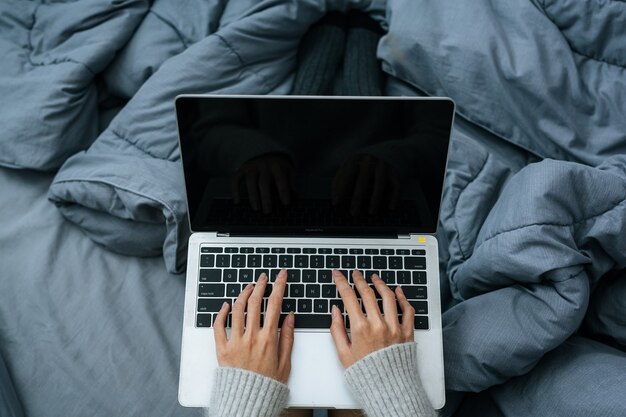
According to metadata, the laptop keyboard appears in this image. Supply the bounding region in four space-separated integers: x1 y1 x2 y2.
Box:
195 246 429 330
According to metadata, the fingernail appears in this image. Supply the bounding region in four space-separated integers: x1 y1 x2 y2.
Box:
260 273 267 281
333 269 341 276
246 283 253 290
287 312 295 327
372 273 379 279
221 302 228 309
331 305 339 318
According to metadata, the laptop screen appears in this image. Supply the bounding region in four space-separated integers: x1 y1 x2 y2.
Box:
176 96 454 236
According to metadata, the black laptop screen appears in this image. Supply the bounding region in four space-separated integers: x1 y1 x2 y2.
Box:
176 96 454 236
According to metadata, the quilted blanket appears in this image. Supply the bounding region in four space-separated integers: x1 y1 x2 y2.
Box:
1 0 625 415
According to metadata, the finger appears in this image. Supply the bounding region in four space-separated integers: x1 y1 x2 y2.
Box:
277 312 296 381
350 156 374 216
258 165 273 214
330 305 352 368
333 269 363 320
232 283 254 338
369 162 387 215
246 273 267 333
395 287 415 341
213 302 230 350
352 269 381 319
231 173 243 205
264 269 288 331
271 165 291 206
372 273 399 328
245 169 260 211
331 158 359 206
388 176 401 210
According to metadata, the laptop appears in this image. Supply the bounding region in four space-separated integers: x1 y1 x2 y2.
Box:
176 95 454 410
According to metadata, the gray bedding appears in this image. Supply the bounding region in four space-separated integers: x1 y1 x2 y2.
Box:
1 0 626 416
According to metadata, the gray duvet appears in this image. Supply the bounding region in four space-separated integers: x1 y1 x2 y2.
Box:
1 0 625 416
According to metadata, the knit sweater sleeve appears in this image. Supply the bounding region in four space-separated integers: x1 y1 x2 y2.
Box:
205 367 290 417
344 342 437 417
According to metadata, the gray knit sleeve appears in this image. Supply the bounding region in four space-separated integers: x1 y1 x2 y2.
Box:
205 367 290 417
344 342 437 417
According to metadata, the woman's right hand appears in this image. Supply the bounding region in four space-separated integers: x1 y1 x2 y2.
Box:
329 269 415 368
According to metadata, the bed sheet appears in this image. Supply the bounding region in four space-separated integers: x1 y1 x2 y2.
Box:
0 166 200 417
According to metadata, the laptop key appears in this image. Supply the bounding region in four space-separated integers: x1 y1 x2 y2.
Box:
225 247 238 253
271 248 286 253
381 249 394 255
357 256 372 269
310 255 324 268
226 284 241 298
216 255 230 267
413 271 427 284
298 299 312 313
334 248 348 254
326 256 340 268
290 284 305 297
329 299 344 313
303 248 316 254
198 298 230 312
410 301 428 315
287 270 301 282
256 247 270 253
240 247 254 253
287 248 301 254
263 255 277 268
223 269 238 282
322 285 336 298
264 284 273 298
200 254 214 267
279 255 293 268
295 314 332 328
196 314 212 327
201 247 223 253
314 299 328 313
396 249 410 255
239 269 254 282
364 248 379 254
199 284 225 297
341 256 356 269
412 249 426 255
248 255 262 267
381 271 395 284
255 269 270 280
306 284 321 298
389 256 403 269
282 298 296 313
294 255 308 268
318 248 332 254
397 271 412 285
199 269 221 282
318 270 332 283
373 256 387 269
232 255 246 268
404 257 426 269
349 248 364 254
415 316 429 330
364 270 380 282
402 286 427 299
302 270 316 283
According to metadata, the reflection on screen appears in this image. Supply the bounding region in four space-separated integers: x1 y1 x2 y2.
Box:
176 97 454 236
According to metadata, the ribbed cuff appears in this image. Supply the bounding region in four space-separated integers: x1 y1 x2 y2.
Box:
207 367 289 417
344 343 436 417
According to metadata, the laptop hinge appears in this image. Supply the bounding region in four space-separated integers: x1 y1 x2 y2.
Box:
397 234 412 239
216 232 230 237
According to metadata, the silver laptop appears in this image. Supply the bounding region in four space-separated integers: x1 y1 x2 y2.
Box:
176 95 454 410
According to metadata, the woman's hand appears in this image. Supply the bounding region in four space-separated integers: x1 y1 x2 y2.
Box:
213 269 295 383
329 269 415 368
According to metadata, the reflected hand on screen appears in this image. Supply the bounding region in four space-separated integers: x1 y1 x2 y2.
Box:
231 153 296 214
331 154 400 216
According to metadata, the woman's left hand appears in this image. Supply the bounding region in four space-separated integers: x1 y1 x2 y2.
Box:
213 269 295 383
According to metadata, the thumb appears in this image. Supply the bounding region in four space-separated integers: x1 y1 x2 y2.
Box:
277 312 295 381
330 306 351 368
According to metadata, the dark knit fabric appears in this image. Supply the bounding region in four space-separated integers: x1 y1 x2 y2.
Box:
292 11 384 96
